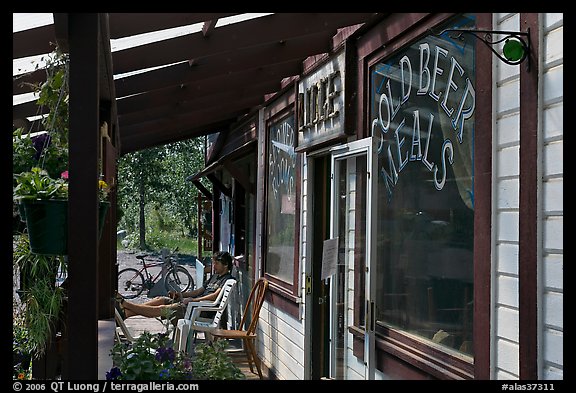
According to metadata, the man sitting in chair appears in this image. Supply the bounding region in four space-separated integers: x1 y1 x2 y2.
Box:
115 251 234 324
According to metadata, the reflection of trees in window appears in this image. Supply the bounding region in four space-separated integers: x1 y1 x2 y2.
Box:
265 114 296 284
371 14 476 357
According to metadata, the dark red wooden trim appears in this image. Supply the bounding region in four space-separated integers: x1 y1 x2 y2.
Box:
350 326 474 379
344 41 358 136
357 13 455 139
472 13 493 380
262 93 301 306
356 13 454 61
266 284 300 319
207 173 231 198
519 12 539 380
355 41 367 139
192 180 213 200
293 149 302 292
211 186 220 253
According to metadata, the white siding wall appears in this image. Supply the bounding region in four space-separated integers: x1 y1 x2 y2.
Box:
259 301 306 379
493 12 522 379
540 12 563 380
493 13 563 380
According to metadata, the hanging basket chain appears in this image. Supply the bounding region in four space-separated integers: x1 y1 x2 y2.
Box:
37 50 70 173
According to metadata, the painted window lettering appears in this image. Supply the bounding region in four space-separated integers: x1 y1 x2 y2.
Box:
371 38 476 200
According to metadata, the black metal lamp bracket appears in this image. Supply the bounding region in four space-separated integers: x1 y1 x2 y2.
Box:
438 28 531 71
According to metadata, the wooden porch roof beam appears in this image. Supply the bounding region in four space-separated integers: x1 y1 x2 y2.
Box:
119 115 236 155
120 100 255 139
114 30 331 98
202 19 218 37
108 13 239 39
112 13 375 74
13 24 56 59
207 173 231 198
118 88 268 128
116 60 296 115
191 179 213 200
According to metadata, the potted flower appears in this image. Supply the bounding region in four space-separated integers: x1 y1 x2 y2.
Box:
13 167 111 255
107 332 194 380
106 332 245 380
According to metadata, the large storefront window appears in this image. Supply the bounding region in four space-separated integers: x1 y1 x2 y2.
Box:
370 14 476 356
265 114 297 284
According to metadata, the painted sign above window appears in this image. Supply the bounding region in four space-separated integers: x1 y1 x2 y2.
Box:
297 50 346 150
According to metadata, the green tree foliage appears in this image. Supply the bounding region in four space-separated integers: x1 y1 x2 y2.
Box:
159 138 206 238
13 48 69 180
117 137 211 250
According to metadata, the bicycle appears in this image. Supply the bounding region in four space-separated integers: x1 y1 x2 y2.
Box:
117 247 194 299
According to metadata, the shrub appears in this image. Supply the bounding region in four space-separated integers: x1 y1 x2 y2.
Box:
107 332 245 380
192 340 245 380
108 332 193 380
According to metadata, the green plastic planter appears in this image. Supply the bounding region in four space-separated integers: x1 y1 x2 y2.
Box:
22 200 110 255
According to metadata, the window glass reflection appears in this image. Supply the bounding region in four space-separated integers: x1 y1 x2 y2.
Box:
370 14 476 356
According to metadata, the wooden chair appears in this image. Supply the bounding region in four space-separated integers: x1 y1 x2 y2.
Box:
210 277 269 379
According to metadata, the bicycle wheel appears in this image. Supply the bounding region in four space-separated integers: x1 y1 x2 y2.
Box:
118 268 145 299
165 265 194 293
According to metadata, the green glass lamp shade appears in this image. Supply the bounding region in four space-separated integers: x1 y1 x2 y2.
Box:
503 38 525 62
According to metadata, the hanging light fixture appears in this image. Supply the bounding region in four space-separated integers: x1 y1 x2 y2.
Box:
436 28 531 70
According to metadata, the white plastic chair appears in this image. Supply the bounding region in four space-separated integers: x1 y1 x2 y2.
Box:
173 278 237 353
114 308 139 343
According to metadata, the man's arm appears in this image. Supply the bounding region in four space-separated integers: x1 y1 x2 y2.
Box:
183 287 205 298
182 287 221 305
168 286 204 301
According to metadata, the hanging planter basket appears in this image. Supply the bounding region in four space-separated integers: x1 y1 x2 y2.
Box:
22 199 110 255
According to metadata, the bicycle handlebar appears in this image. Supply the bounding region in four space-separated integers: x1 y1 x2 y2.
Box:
133 249 179 265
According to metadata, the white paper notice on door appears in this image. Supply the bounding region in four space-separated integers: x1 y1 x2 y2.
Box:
321 237 339 280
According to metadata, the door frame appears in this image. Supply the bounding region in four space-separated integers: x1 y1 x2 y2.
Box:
303 149 333 380
328 137 377 379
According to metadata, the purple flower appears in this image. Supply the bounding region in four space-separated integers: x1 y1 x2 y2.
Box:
155 347 175 363
106 366 122 380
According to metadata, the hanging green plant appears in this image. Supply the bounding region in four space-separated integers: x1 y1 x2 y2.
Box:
12 47 70 367
13 48 70 230
13 234 66 357
36 48 69 149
